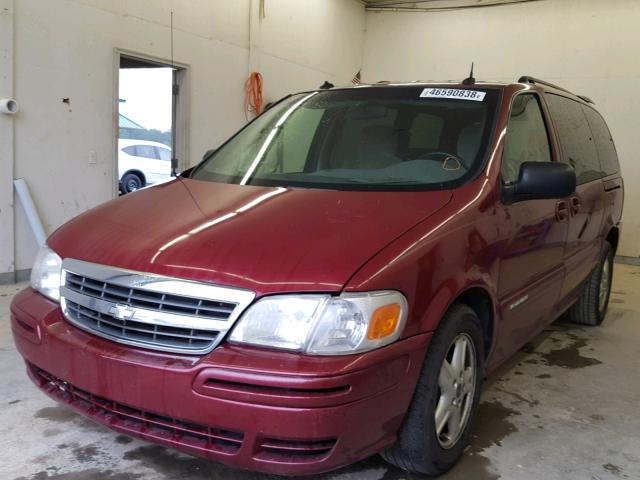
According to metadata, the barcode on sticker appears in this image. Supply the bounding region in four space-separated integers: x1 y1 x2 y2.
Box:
420 88 486 101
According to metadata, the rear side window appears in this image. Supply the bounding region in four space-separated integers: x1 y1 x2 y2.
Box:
545 94 601 184
156 147 172 161
501 94 552 184
122 145 136 156
582 106 619 176
135 145 159 160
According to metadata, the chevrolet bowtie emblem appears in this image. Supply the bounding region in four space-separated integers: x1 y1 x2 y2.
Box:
108 304 136 320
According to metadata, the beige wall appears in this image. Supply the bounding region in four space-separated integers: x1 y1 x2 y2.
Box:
5 0 365 274
363 0 640 258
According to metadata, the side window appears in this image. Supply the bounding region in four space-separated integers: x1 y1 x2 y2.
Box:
582 106 619 176
156 147 172 161
545 94 601 184
133 145 158 159
501 94 552 184
122 145 137 156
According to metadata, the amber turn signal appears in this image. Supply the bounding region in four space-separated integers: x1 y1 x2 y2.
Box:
367 303 402 340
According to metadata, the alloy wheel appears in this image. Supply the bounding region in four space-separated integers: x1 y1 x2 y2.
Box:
599 255 612 313
434 333 476 449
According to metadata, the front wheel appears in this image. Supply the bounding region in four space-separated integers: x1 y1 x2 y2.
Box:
381 304 484 476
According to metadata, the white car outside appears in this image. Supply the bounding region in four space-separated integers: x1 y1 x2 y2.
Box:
118 139 172 193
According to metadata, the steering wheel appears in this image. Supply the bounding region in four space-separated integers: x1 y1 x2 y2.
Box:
416 151 467 171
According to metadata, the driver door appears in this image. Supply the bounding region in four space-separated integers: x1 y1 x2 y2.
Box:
493 93 569 363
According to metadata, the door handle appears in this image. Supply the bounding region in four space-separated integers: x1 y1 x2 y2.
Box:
555 200 569 221
570 196 581 215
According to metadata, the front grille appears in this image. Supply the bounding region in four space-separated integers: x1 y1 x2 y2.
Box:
65 299 219 352
59 258 255 355
65 272 236 320
31 365 244 454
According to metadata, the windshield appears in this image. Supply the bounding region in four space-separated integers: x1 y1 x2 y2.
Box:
191 87 499 191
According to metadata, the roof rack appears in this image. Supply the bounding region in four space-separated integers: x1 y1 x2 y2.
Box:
518 76 595 104
518 76 574 94
577 95 595 104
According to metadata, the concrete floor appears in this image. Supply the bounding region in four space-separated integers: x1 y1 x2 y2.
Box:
1 265 639 480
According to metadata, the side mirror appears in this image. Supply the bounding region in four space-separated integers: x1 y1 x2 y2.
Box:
503 162 576 204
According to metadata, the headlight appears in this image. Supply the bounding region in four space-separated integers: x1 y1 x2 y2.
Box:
30 245 62 302
229 291 407 355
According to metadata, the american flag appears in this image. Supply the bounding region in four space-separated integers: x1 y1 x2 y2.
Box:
351 70 361 85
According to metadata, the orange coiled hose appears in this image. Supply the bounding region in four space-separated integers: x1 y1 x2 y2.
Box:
245 72 264 116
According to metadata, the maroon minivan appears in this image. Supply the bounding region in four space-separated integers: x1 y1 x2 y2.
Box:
11 76 623 476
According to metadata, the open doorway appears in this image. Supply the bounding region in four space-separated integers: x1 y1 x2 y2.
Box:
116 53 187 195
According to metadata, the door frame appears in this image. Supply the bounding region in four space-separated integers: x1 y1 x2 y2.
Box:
112 49 190 198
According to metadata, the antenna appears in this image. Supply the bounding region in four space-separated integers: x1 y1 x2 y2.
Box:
170 10 178 177
462 62 475 86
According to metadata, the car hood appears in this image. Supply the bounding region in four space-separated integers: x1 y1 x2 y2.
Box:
49 178 452 295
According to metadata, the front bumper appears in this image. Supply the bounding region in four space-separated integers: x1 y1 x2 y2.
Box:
11 288 431 475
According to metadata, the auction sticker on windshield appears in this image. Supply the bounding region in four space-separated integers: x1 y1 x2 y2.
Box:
420 88 486 101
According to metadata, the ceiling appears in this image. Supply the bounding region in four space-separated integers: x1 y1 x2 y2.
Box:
363 0 543 11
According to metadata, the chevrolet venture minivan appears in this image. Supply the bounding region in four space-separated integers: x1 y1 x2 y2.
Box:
11 77 623 476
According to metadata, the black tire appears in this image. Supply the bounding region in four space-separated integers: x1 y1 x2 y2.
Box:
121 173 143 193
568 241 614 326
381 303 484 476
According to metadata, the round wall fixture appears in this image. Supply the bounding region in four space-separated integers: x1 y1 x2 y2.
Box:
0 98 19 115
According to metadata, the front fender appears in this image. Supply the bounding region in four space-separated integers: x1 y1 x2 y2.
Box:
344 180 501 339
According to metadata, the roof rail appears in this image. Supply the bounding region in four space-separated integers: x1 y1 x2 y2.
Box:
517 76 574 95
518 76 595 104
577 94 595 104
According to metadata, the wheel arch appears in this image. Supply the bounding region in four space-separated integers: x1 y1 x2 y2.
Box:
421 282 498 361
455 286 495 359
606 226 619 254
